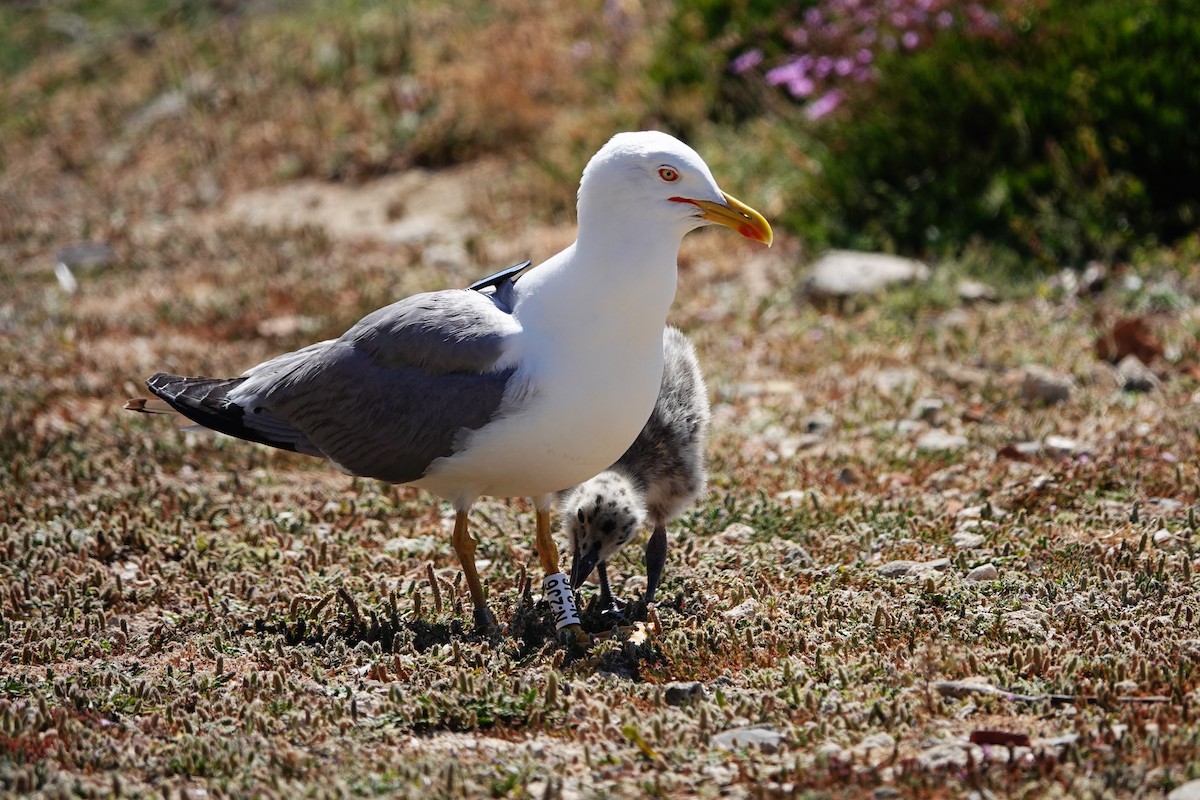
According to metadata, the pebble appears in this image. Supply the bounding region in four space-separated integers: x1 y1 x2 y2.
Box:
874 368 921 395
804 249 930 298
916 429 968 452
917 741 972 770
802 412 835 437
719 523 755 544
723 598 759 621
784 544 815 567
910 397 945 424
1021 365 1074 404
952 531 986 549
711 724 784 753
878 558 949 578
966 563 999 581
877 560 918 578
55 242 116 270
1169 780 1200 800
1043 435 1078 456
957 279 997 303
857 732 896 752
1118 354 1160 392
664 681 707 706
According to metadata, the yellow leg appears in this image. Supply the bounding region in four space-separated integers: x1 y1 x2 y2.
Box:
534 506 588 645
534 508 559 574
451 511 495 629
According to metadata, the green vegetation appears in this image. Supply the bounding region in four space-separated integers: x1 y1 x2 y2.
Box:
655 0 1200 268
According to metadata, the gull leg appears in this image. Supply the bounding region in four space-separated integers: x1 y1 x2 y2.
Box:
596 562 627 618
644 522 668 606
534 507 559 575
451 511 495 630
535 506 588 644
597 561 615 610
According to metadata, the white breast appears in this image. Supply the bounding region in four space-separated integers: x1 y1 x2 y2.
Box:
416 246 674 508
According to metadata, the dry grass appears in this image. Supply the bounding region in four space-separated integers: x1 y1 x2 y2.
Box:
4 2 1200 798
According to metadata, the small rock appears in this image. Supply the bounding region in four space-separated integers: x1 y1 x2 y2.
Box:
1043 435 1078 457
918 741 972 770
874 368 921 395
664 681 706 706
1021 365 1074 404
55 242 116 271
936 307 971 329
1153 529 1177 547
711 724 784 753
952 531 986 549
802 411 835 437
1080 261 1108 293
804 250 931 299
909 558 951 577
891 419 927 435
1168 779 1200 800
911 397 945 424
966 563 999 582
816 741 846 760
957 279 997 303
724 598 759 621
998 440 1043 460
857 732 896 752
719 523 756 544
836 466 861 485
916 429 968 452
256 314 321 339
878 560 918 578
1117 354 1160 392
784 544 815 567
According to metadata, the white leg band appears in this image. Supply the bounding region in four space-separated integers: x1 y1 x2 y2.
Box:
542 572 581 629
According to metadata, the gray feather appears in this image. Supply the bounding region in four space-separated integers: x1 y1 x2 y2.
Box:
153 288 522 485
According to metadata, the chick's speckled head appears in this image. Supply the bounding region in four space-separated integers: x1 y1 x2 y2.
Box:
561 470 646 589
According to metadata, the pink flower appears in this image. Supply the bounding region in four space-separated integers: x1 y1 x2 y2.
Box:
789 75 816 98
730 49 764 74
806 89 843 120
902 30 920 49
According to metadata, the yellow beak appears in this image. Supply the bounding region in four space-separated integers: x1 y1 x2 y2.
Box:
680 191 773 246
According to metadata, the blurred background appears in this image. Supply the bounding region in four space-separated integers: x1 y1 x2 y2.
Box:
3 0 1197 279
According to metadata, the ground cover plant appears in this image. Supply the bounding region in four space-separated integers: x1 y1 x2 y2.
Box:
3 1 1200 797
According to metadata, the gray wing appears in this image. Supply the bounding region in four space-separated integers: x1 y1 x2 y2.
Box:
226 289 522 484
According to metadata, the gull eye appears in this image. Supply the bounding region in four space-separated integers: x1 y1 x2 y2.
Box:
657 166 679 183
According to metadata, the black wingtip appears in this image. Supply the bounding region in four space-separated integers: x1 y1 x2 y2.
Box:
467 260 532 292
141 372 301 454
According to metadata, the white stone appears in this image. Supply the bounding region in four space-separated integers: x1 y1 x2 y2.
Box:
805 250 930 298
916 429 968 452
966 563 999 581
1169 779 1200 800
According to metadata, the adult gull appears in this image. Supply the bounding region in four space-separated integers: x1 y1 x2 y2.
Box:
135 130 772 640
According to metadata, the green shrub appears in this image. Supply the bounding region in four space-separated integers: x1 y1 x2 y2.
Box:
806 0 1200 266
654 0 1200 268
